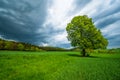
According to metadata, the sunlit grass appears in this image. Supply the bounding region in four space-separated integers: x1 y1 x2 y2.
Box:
0 51 120 80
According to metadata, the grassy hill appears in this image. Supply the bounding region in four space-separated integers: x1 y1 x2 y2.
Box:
0 51 120 80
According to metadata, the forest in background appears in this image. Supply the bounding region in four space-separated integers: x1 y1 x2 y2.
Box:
0 38 68 51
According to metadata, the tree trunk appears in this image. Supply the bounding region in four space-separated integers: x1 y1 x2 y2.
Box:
82 49 86 56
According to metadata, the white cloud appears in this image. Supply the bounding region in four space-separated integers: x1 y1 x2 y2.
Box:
72 0 120 18
53 32 68 44
0 35 3 39
44 0 74 30
41 42 49 47
101 20 120 48
101 20 120 36
42 0 74 46
0 8 8 12
95 12 120 25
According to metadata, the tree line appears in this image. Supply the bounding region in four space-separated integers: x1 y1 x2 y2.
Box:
0 38 42 51
0 38 69 51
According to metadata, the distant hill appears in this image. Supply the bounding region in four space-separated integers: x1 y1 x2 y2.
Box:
39 46 69 51
0 38 42 51
0 38 69 51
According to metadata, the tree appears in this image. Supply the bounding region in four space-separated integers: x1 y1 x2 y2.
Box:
0 40 4 50
66 15 108 56
4 41 14 50
17 43 24 51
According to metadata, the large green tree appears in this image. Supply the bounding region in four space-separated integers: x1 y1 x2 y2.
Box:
66 15 108 56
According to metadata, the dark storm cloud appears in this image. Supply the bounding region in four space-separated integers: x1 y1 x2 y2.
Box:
92 0 120 29
93 3 120 21
74 0 91 10
95 13 120 28
68 0 91 16
108 37 120 48
0 0 50 45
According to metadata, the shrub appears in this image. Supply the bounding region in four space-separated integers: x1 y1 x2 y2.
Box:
98 49 108 53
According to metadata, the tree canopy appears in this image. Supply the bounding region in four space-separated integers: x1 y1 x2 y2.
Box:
66 15 108 56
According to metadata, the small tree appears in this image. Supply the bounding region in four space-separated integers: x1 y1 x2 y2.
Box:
0 40 4 50
4 41 14 50
17 43 24 51
66 15 108 56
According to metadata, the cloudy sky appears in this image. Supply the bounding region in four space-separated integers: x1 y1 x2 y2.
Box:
0 0 120 48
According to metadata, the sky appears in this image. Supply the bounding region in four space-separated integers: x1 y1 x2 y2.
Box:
0 0 120 48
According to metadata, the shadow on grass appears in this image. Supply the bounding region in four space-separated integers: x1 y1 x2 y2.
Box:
67 54 99 58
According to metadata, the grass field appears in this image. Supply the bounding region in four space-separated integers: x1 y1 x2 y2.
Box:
0 51 120 80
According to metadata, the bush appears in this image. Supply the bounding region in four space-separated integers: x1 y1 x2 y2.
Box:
98 49 108 53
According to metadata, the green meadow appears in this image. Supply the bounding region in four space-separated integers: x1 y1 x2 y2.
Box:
0 51 120 80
